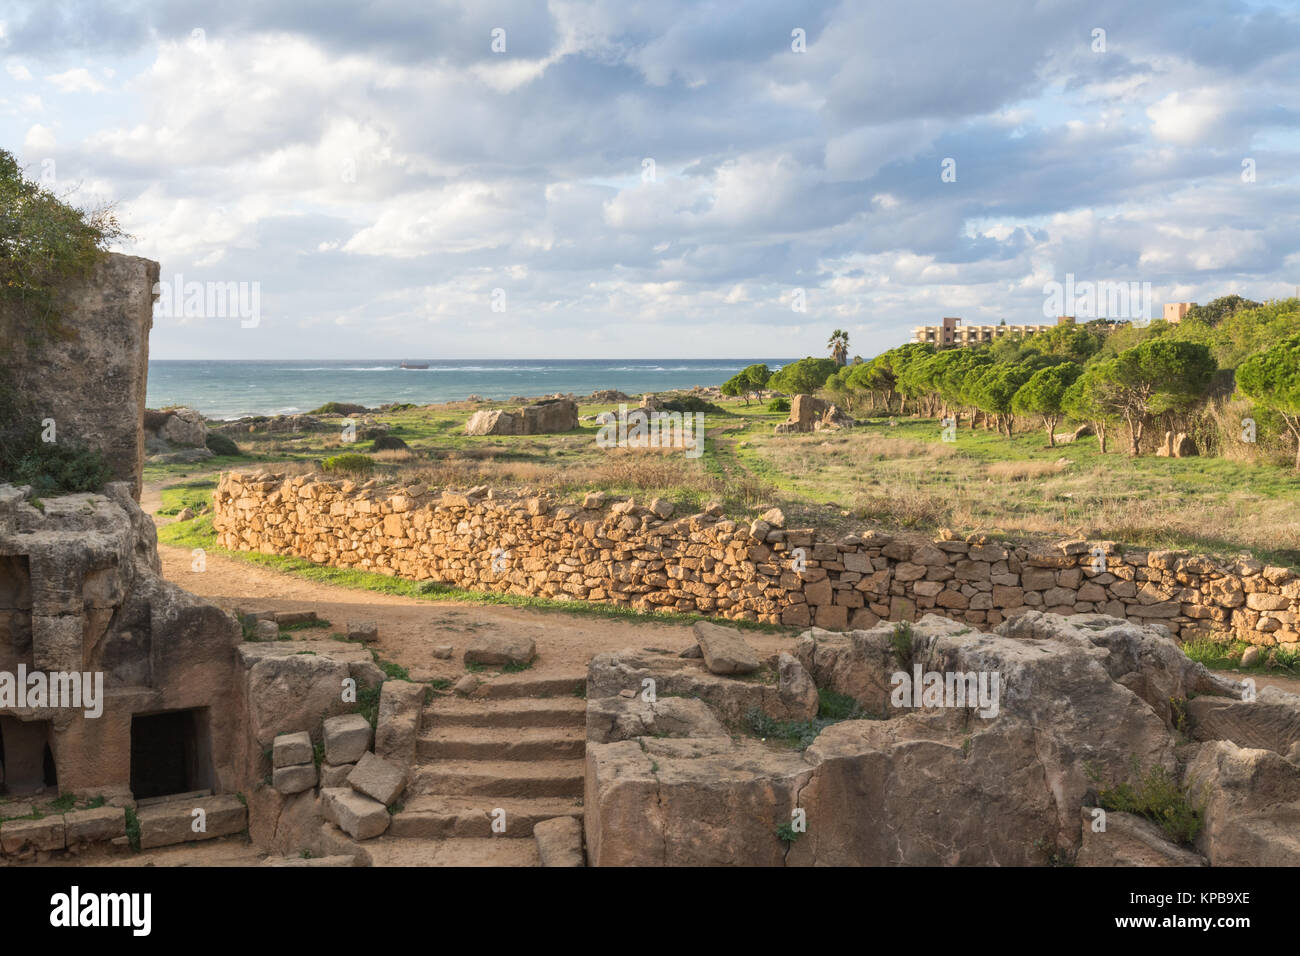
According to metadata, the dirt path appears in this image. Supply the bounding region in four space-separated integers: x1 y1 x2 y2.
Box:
146 476 796 681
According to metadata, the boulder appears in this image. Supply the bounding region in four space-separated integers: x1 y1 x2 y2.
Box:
586 695 728 743
273 763 318 795
1186 685 1300 756
156 406 208 446
243 649 353 747
1184 739 1300 866
464 634 536 667
136 794 246 849
323 713 373 766
466 399 578 436
777 395 828 434
588 613 1209 865
777 652 819 721
347 752 407 806
0 816 66 855
321 787 390 841
374 680 424 767
692 621 760 675
64 807 127 848
273 731 314 769
1076 808 1207 866
534 815 585 867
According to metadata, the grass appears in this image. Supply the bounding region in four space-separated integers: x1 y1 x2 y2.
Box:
1182 637 1300 674
124 807 141 851
155 477 217 515
1097 765 1205 846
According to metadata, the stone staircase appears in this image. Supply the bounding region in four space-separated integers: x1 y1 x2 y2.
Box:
361 673 587 866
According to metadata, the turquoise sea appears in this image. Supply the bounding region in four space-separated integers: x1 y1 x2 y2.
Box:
146 359 794 420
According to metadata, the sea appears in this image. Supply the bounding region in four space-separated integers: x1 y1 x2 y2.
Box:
146 359 795 420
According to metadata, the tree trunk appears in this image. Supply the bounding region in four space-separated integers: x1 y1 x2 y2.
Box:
1045 414 1057 447
1097 423 1107 454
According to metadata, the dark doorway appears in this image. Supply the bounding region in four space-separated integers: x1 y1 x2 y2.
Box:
129 709 212 800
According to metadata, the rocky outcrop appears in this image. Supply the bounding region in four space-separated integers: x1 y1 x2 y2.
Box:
0 254 158 498
0 481 242 796
465 399 579 436
584 614 1298 866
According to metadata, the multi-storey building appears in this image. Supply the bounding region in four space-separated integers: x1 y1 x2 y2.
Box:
911 315 1075 347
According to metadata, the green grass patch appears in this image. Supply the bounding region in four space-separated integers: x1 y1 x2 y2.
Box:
124 807 141 851
1097 765 1204 846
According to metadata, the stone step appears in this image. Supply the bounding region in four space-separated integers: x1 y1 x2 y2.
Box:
417 725 586 761
411 759 586 798
472 674 587 699
389 795 582 839
425 696 586 729
361 835 542 867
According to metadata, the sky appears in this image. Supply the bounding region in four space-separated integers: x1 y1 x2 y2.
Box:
2 0 1298 360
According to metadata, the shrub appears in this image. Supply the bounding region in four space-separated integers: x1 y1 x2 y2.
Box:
311 402 369 416
0 422 112 494
205 432 241 456
767 397 790 413
370 434 410 452
660 396 725 414
1098 765 1204 845
321 453 375 476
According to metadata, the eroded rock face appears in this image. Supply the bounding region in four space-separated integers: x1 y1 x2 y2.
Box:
585 613 1292 867
0 482 243 795
1185 739 1300 866
0 254 158 498
465 399 578 436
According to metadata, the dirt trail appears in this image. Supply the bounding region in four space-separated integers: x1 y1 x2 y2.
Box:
144 476 1300 693
145 477 796 681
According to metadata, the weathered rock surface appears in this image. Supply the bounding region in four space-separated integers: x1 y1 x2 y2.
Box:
324 713 373 766
1076 807 1207 866
137 794 247 849
534 815 585 867
693 621 759 675
466 399 578 435
1184 739 1300 866
373 680 423 767
464 634 536 667
321 787 390 841
273 731 313 768
348 752 406 806
586 694 728 744
585 613 1274 866
1186 686 1300 756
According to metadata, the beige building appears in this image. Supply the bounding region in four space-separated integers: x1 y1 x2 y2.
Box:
911 315 1074 347
1163 302 1194 323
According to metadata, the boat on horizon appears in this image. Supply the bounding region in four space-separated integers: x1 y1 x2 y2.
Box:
399 361 429 369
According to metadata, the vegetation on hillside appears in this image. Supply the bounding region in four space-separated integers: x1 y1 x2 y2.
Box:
767 300 1300 468
0 148 123 493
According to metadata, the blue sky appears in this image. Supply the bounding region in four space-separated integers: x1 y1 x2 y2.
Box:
2 0 1298 359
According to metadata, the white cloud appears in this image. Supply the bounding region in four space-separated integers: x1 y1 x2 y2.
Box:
46 68 107 93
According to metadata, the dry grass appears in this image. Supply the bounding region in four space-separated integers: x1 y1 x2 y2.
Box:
985 459 1070 481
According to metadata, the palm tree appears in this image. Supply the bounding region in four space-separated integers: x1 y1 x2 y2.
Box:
827 329 849 366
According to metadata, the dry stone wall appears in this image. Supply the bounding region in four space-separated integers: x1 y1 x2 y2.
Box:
214 471 1300 649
